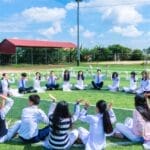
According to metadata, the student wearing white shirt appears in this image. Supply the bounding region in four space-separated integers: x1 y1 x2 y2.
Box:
136 71 150 94
62 70 72 91
33 72 44 93
123 71 137 93
45 71 59 90
108 72 120 92
0 95 21 143
18 94 49 143
18 73 35 94
91 69 104 90
1 73 11 96
78 100 116 150
75 71 86 90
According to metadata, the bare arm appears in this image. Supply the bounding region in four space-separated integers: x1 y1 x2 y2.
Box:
0 95 14 119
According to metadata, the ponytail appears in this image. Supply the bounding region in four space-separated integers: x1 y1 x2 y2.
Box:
103 110 113 134
96 100 113 134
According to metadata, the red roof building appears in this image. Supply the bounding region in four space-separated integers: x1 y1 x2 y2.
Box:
0 38 76 54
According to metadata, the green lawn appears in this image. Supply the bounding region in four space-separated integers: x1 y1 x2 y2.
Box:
1 63 149 150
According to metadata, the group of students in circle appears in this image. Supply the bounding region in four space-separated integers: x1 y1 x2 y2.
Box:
0 69 150 96
0 92 150 149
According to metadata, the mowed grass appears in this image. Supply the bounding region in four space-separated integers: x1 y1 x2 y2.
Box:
0 63 149 150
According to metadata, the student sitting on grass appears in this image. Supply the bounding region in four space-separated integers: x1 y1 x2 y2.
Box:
42 95 80 150
33 72 45 93
136 71 150 94
108 72 120 92
62 70 72 92
123 71 137 93
0 95 21 143
91 69 104 90
45 71 59 90
75 70 86 90
1 73 12 96
116 94 150 148
18 94 49 143
77 100 116 150
18 73 36 94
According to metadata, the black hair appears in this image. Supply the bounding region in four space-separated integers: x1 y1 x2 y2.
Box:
97 69 101 72
135 94 150 121
96 100 113 134
63 70 70 81
2 73 6 77
112 72 118 79
21 73 27 77
77 71 84 80
50 71 54 74
141 70 149 80
131 71 136 82
36 72 41 80
2 73 6 80
51 101 72 134
29 94 40 105
131 71 136 76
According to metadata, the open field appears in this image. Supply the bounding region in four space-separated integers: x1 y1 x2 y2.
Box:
0 63 149 150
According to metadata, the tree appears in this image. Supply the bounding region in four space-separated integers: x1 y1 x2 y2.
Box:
131 49 144 60
108 44 132 61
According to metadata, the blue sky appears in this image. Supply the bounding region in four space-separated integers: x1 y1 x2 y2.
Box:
0 0 150 49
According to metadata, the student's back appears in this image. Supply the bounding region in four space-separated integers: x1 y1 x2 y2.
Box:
18 95 49 141
48 115 72 149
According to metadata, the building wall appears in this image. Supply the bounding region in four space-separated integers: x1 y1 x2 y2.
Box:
0 39 16 54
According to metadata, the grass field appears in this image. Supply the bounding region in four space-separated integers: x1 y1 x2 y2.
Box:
0 63 149 150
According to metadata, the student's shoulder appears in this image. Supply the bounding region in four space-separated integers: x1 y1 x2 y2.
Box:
37 108 46 114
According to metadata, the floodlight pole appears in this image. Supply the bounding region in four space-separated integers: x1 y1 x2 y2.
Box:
76 0 82 66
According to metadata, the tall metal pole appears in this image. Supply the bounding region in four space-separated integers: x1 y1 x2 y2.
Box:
76 0 81 66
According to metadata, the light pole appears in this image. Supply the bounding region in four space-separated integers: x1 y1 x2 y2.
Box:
76 0 82 66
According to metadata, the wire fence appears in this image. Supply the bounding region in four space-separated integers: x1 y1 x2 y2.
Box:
0 52 149 65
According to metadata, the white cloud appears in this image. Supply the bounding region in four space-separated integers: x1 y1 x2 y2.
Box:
101 6 143 25
65 2 76 10
39 22 62 38
69 25 84 37
110 25 143 37
83 30 95 39
22 7 66 23
69 25 95 39
66 0 150 25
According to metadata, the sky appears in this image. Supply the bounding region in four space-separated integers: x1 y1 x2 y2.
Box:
0 0 150 49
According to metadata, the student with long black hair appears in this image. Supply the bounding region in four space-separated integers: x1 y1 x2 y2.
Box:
43 97 79 150
78 100 116 150
62 70 72 91
123 71 137 93
116 95 150 146
136 71 150 94
75 70 86 90
108 72 120 92
1 73 11 96
33 72 44 93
